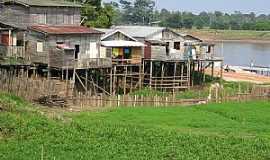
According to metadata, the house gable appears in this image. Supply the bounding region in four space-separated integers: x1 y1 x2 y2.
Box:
102 30 137 42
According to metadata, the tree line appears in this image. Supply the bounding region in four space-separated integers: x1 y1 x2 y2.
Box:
68 0 270 31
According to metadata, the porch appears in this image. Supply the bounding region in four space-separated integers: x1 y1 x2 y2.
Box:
0 22 27 59
101 40 145 65
49 47 112 69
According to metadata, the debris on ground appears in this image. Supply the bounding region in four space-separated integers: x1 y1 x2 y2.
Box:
36 95 68 108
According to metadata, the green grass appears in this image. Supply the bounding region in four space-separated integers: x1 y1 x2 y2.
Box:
1 93 270 159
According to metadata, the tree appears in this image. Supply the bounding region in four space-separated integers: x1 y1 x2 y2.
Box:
67 0 116 28
133 0 155 24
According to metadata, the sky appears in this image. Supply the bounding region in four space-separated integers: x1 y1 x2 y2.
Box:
104 0 270 14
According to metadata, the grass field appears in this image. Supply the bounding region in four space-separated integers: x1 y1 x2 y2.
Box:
1 93 270 159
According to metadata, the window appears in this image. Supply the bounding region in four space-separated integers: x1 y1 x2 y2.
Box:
37 42 43 52
174 42 180 50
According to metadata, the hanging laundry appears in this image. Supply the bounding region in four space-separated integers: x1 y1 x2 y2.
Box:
112 48 119 57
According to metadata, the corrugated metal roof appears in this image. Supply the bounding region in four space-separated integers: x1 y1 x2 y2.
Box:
112 26 165 38
29 25 103 35
1 0 82 7
0 20 26 30
101 41 145 47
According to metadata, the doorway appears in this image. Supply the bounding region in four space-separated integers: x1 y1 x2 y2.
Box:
75 44 80 59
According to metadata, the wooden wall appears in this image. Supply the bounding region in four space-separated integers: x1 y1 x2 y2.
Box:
29 7 81 25
0 4 29 27
0 4 81 27
131 47 143 64
27 31 102 65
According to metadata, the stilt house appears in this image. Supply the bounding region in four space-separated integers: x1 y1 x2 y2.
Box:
0 0 107 69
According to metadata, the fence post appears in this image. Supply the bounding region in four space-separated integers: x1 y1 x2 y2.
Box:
117 95 120 107
134 95 137 107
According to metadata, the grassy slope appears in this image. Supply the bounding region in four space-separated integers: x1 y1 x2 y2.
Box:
177 29 270 41
1 93 270 159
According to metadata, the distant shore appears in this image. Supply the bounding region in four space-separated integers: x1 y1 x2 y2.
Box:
177 29 270 44
205 39 270 44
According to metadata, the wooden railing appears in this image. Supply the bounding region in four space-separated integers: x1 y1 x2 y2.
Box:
112 58 141 65
0 45 26 58
48 49 112 69
50 58 112 69
76 58 112 69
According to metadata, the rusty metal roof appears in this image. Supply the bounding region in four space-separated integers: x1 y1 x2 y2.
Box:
29 25 104 35
1 0 82 7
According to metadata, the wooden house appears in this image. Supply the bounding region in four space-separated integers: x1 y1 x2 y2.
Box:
0 0 82 61
97 29 145 64
0 0 81 28
27 25 109 69
112 26 186 60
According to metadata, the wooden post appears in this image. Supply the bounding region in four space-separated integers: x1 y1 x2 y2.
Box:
124 66 127 95
211 62 214 80
187 60 191 90
141 60 145 89
181 62 184 87
65 68 69 97
117 95 120 107
85 69 88 90
173 62 177 94
110 68 113 95
113 65 117 95
61 68 64 80
130 66 133 93
220 61 223 83
8 29 11 46
161 62 164 92
150 61 153 89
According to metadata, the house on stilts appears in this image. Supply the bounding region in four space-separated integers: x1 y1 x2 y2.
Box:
0 0 223 96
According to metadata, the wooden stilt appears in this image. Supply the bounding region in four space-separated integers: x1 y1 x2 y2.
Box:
150 61 153 89
161 62 164 92
113 65 117 95
124 66 127 94
110 68 113 95
173 62 177 94
85 69 88 91
220 61 223 83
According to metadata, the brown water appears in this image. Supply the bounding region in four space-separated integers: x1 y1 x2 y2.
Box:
215 42 270 67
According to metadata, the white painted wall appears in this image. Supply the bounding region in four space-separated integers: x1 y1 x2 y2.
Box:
89 42 98 58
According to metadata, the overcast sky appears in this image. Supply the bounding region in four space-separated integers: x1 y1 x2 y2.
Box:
104 0 270 14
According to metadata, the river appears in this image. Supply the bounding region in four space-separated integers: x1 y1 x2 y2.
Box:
215 42 270 67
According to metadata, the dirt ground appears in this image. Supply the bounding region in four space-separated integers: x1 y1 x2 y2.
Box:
207 69 270 84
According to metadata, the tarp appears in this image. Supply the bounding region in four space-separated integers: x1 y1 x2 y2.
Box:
101 41 145 47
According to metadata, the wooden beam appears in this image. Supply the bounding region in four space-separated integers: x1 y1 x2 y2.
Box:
75 72 87 92
149 61 153 89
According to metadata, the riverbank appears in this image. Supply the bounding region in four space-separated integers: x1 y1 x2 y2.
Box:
177 29 270 43
207 68 270 84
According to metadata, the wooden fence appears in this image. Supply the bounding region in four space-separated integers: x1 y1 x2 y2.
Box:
0 69 73 101
0 69 269 111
